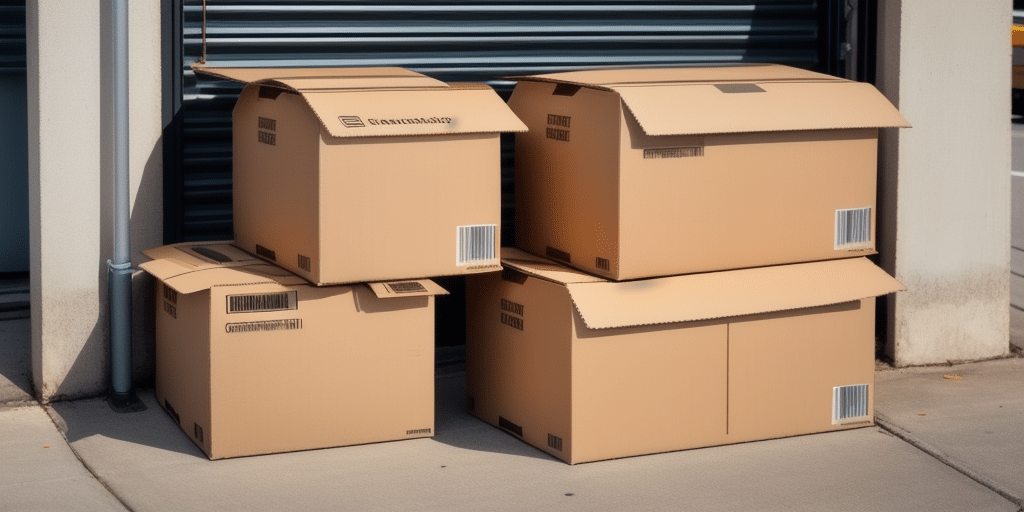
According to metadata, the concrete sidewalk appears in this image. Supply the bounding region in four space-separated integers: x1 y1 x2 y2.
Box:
2 357 1021 512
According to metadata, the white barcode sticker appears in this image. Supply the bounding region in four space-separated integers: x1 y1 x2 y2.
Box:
835 207 872 249
832 384 869 424
456 224 496 266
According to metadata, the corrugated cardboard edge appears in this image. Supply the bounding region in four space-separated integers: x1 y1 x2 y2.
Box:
564 258 905 330
500 247 605 285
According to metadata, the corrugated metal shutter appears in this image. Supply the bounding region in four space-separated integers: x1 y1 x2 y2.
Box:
0 2 26 72
167 0 839 243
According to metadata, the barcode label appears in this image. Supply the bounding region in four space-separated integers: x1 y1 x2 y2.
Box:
832 384 869 424
226 292 297 313
835 207 872 248
456 224 496 265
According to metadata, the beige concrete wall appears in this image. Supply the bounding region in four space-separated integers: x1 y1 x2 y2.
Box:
876 0 1012 365
27 1 162 401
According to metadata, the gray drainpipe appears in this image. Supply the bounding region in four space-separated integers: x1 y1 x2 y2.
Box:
108 0 144 413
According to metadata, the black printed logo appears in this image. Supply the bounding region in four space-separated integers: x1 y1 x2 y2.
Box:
340 116 365 128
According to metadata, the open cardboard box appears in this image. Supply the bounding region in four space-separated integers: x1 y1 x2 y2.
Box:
193 64 526 285
465 248 905 464
140 241 447 459
508 64 910 280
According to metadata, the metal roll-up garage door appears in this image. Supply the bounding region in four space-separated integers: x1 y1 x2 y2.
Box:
1 1 29 276
164 0 850 346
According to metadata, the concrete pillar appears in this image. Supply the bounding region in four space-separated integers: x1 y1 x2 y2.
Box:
876 0 1012 365
27 1 162 401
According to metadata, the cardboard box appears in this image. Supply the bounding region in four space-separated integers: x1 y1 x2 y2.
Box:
193 65 527 285
465 248 904 464
508 64 910 280
139 241 447 459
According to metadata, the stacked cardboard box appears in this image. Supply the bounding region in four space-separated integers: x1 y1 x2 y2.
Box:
142 66 526 459
465 64 910 464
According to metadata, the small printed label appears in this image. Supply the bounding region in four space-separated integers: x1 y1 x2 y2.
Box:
548 433 563 452
297 254 311 272
163 284 178 304
596 257 610 271
406 428 432 435
386 281 428 294
225 319 303 334
546 114 572 142
258 131 276 146
546 127 570 142
258 117 277 131
500 298 524 316
163 301 177 319
643 147 703 159
501 312 524 331
547 114 571 128
500 298 525 331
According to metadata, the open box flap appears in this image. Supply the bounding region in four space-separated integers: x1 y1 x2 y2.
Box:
564 258 906 330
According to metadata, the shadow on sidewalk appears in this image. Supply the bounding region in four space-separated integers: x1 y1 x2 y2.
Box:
48 372 555 463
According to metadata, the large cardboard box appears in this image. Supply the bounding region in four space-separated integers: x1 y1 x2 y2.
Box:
508 64 910 280
139 241 446 459
466 248 904 464
193 65 526 285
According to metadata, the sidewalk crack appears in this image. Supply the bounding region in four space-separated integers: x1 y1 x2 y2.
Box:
875 412 1023 508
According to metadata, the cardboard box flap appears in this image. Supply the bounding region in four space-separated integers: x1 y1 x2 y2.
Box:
193 64 526 137
139 242 305 294
500 247 606 285
191 64 438 87
140 242 259 277
565 258 905 330
366 279 450 299
509 64 841 89
139 264 280 295
616 81 910 136
302 87 527 138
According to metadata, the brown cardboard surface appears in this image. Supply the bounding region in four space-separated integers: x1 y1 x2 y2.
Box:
466 250 902 464
509 64 909 280
194 64 526 285
141 241 444 459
